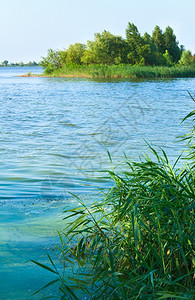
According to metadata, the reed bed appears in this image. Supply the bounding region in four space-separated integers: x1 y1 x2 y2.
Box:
32 101 195 299
48 64 195 79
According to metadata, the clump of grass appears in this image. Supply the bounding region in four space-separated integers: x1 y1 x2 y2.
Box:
32 96 195 299
26 71 32 77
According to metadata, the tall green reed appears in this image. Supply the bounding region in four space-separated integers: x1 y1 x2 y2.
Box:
48 64 195 78
32 95 195 299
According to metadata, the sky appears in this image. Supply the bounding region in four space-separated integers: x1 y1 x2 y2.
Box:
0 0 194 63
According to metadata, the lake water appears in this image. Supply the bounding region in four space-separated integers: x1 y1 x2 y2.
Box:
0 67 194 299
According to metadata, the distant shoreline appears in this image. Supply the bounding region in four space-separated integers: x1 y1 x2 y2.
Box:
0 64 40 68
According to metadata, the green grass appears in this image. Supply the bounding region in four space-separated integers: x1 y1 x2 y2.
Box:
45 64 195 78
32 97 195 299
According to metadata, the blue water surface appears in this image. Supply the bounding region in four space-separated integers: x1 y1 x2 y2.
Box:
0 67 194 299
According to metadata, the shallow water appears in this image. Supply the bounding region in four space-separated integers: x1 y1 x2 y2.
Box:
0 67 194 298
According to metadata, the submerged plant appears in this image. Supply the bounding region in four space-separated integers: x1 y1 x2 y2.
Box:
32 95 195 299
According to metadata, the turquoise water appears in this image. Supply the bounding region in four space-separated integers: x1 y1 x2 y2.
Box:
0 67 194 299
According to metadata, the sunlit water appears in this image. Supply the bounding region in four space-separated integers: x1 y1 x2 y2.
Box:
0 67 194 299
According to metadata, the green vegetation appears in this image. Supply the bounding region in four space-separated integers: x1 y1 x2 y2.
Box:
40 22 195 78
0 60 39 67
46 64 195 79
32 95 195 299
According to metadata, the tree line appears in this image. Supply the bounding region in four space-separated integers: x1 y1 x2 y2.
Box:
0 60 39 67
41 22 194 73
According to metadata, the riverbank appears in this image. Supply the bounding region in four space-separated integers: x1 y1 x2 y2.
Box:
26 64 195 79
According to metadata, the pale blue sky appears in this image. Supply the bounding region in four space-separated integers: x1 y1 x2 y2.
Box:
0 0 194 63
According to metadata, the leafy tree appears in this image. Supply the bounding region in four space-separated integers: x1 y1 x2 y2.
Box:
139 44 152 65
82 31 128 65
58 50 67 67
143 32 151 44
163 50 173 66
152 26 165 54
2 60 8 66
66 43 86 64
126 24 166 66
40 49 60 73
126 22 143 64
141 33 160 65
163 26 181 62
26 61 39 66
179 50 194 65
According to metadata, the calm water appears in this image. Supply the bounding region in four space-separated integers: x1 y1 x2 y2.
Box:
0 67 194 299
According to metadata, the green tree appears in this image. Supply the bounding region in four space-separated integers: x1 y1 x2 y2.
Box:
2 60 8 66
66 43 86 64
126 22 143 64
26 61 38 66
82 31 128 65
179 50 193 65
58 50 67 67
40 49 60 73
141 33 160 65
163 26 181 62
163 50 173 66
152 26 165 54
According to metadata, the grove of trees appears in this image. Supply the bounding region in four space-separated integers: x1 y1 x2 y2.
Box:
40 22 194 73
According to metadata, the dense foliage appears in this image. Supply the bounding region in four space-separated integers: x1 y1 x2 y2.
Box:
32 96 195 299
40 22 195 74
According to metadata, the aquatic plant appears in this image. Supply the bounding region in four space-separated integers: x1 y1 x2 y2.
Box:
32 95 195 299
45 64 195 78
